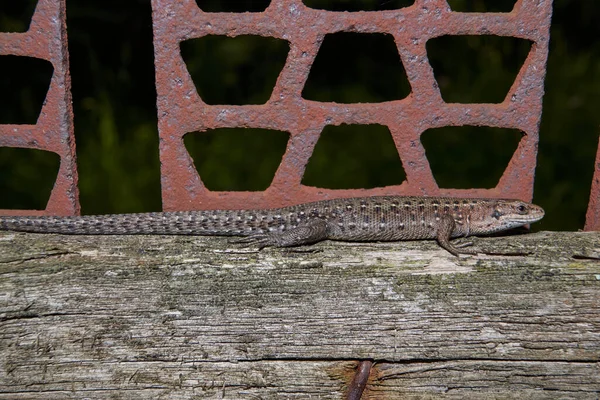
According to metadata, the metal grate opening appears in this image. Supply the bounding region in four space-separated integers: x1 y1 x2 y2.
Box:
195 0 271 13
302 124 406 189
303 33 410 103
0 147 60 209
184 128 289 191
0 0 37 32
427 35 533 104
0 55 54 124
421 126 522 189
302 0 414 12
181 35 289 105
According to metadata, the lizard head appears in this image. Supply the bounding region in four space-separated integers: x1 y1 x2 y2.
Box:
485 199 545 233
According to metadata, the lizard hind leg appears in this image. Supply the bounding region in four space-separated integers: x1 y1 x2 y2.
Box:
232 219 330 249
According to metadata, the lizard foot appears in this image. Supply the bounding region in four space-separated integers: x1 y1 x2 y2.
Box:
451 238 474 249
437 215 478 256
231 219 329 248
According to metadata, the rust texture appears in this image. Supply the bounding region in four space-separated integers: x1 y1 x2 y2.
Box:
151 0 553 211
0 0 79 216
584 136 600 231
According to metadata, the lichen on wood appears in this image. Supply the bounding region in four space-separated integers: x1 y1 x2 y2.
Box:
1 231 599 398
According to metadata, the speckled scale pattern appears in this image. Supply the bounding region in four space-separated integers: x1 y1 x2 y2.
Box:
0 196 543 242
306 196 484 241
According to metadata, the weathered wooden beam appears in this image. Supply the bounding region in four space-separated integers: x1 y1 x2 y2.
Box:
1 231 599 399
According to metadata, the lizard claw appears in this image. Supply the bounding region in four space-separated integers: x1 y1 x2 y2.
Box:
448 238 477 254
452 239 474 249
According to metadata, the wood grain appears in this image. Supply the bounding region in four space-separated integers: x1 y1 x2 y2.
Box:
1 231 599 399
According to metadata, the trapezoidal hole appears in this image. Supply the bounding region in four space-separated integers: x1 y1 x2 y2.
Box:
195 0 270 12
0 56 54 124
0 0 37 32
421 126 522 189
447 0 516 12
302 124 406 189
303 0 414 11
426 35 532 103
0 147 60 209
184 128 289 191
302 33 410 103
180 35 289 105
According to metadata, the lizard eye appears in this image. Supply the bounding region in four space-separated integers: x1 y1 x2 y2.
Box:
517 204 527 213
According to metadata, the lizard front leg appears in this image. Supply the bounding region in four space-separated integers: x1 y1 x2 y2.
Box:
436 214 476 256
234 219 330 249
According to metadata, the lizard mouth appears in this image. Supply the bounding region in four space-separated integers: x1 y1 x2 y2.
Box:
511 215 544 224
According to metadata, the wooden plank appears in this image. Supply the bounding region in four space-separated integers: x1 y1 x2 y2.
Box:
1 231 599 398
371 361 600 399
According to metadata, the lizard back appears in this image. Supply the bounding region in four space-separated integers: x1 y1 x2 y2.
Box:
0 196 542 241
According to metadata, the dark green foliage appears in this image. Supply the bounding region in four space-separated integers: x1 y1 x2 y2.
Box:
184 128 289 191
0 148 59 209
181 36 289 105
421 127 522 189
66 0 162 214
0 56 54 124
303 33 411 103
427 36 532 103
0 0 37 32
302 124 406 189
533 3 600 231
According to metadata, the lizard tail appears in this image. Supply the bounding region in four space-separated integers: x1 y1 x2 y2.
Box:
0 211 262 236
0 214 162 235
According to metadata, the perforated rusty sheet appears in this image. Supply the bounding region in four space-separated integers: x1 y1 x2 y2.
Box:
151 0 552 211
0 0 79 216
585 137 600 231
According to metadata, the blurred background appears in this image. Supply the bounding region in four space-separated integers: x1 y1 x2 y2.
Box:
0 0 598 231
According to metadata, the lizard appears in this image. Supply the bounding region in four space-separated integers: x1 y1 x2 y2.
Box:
0 196 544 256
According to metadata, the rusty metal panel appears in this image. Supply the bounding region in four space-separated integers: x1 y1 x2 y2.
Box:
151 0 553 211
0 0 79 216
584 137 600 231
